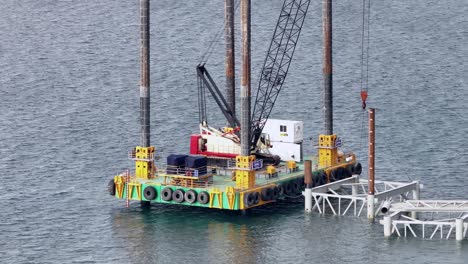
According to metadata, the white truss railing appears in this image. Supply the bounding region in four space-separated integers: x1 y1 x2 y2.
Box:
302 176 468 240
303 176 420 217
381 202 468 240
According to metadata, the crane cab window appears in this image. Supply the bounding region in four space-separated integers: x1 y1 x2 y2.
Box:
280 125 287 132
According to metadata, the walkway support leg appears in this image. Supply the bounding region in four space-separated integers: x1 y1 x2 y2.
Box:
352 176 359 196
384 215 392 237
456 218 463 241
305 188 312 212
411 181 420 219
367 194 375 221
304 160 313 212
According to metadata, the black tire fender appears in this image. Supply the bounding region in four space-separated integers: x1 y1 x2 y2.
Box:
161 187 173 201
272 186 280 200
353 163 362 175
108 179 116 196
342 167 352 179
278 184 284 196
253 192 260 204
284 181 293 195
318 172 327 185
295 177 305 191
261 188 273 201
197 191 210 204
172 189 185 203
143 186 157 200
292 180 301 194
322 173 328 185
330 169 339 181
184 190 197 204
244 192 254 207
312 174 319 187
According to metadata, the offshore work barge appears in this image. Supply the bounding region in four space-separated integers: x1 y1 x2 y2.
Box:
107 0 362 211
111 145 360 210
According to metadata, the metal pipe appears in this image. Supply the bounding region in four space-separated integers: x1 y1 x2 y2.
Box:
367 108 375 221
304 160 312 188
304 159 313 212
368 108 375 195
322 0 333 135
381 200 392 214
225 0 236 119
240 0 251 156
140 0 150 147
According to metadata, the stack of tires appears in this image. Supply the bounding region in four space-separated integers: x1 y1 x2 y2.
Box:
330 167 352 182
277 178 304 197
243 192 259 207
160 187 210 205
311 172 327 187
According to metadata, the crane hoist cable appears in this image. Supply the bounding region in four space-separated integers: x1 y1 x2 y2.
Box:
199 0 240 65
198 0 312 150
360 0 371 110
197 0 240 129
358 0 371 163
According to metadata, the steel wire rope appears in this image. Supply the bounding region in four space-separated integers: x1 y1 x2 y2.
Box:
386 141 414 182
357 0 371 174
365 1 414 182
199 0 240 64
359 0 366 92
333 0 368 161
365 0 371 92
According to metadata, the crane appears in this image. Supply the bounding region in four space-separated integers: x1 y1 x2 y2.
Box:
191 0 311 164
250 0 310 150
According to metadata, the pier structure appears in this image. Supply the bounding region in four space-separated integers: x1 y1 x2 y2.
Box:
381 200 468 240
303 176 420 218
303 176 468 241
303 108 468 240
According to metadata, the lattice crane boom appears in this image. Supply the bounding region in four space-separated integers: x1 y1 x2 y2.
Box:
250 0 310 149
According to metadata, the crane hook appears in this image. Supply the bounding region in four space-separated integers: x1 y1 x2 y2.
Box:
360 91 368 109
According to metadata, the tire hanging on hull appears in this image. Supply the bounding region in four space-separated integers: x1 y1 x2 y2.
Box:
352 163 362 175
198 191 210 204
143 186 157 200
108 179 116 196
172 189 185 203
184 190 197 204
161 187 173 201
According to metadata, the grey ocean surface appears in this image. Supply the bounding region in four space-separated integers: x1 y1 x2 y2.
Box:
1 0 467 263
